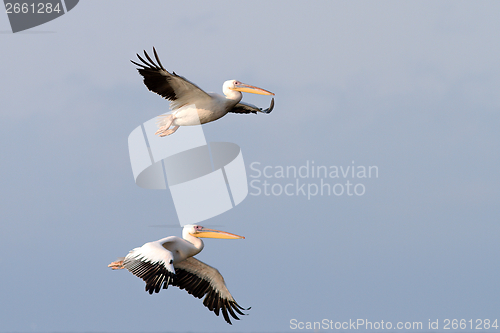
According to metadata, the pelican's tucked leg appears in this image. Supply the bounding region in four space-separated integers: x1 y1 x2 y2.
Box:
155 114 174 136
159 125 180 137
108 259 125 270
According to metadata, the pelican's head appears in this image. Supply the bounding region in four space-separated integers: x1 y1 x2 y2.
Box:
183 224 245 239
224 80 274 96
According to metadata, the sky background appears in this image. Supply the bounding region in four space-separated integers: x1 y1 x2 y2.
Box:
1 1 500 332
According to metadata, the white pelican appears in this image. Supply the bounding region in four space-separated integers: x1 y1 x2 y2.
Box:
131 48 275 136
108 224 248 324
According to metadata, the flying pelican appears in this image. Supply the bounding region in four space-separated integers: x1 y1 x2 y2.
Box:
108 224 248 324
131 47 275 136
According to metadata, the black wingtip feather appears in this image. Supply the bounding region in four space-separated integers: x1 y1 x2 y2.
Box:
143 50 159 70
268 98 275 113
233 304 246 316
221 303 231 324
135 53 150 68
130 59 147 69
260 98 274 114
152 47 165 70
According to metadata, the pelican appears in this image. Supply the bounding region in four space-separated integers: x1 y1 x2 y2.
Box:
108 224 248 324
131 48 275 136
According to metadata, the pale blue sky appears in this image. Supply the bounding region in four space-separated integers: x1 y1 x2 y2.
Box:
1 1 500 332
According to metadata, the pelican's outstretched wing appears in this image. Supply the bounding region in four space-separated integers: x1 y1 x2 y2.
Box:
229 98 274 114
131 47 211 110
122 241 175 294
173 257 249 325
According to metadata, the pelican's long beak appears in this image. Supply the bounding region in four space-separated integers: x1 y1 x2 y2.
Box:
192 227 245 239
231 82 275 96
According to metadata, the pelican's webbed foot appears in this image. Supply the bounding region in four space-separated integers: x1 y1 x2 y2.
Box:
108 259 125 270
158 125 180 137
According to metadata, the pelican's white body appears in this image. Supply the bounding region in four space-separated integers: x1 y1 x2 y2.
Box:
157 227 205 263
159 82 243 127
